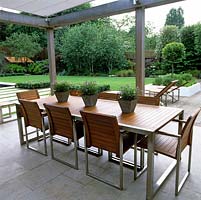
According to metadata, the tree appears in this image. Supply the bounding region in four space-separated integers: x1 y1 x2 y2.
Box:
162 42 185 74
165 7 184 29
194 23 201 69
57 22 127 75
156 25 180 59
180 25 196 69
1 32 42 62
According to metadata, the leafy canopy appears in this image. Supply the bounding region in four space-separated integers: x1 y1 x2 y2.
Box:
1 32 42 60
165 7 185 29
162 42 185 74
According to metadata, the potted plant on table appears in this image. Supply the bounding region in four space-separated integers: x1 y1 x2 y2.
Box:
54 82 71 103
118 86 137 113
80 81 99 107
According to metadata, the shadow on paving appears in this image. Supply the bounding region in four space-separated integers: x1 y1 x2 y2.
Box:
167 91 201 126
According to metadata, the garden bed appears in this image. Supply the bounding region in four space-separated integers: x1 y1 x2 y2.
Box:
179 82 201 97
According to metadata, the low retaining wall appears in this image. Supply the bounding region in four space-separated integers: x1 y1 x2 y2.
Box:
179 83 201 97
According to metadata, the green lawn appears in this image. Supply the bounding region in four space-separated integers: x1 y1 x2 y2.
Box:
0 75 154 90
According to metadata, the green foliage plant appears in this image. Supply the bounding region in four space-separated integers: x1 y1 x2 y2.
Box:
153 73 196 87
120 86 137 101
16 82 50 89
165 7 184 29
156 25 180 59
6 64 25 73
115 69 135 77
162 42 185 75
57 22 127 75
80 81 98 96
54 82 71 92
27 60 48 75
98 84 110 92
186 69 201 79
2 32 42 60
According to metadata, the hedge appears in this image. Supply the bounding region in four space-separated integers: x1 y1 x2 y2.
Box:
16 82 50 89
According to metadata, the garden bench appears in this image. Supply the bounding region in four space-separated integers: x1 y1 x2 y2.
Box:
0 101 16 124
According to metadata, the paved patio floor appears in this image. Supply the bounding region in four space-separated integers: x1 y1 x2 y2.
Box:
0 120 201 200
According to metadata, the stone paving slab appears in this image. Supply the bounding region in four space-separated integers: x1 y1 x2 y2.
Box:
0 121 201 200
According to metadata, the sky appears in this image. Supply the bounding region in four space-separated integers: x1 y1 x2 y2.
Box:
92 0 201 33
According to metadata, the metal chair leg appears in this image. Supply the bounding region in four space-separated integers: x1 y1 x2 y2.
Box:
50 122 79 169
119 134 123 190
175 139 181 195
25 125 47 156
134 134 137 180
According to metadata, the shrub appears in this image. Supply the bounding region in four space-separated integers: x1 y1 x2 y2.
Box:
115 69 135 77
120 86 137 101
0 73 24 77
153 73 196 87
16 82 50 89
80 81 98 96
186 69 201 79
27 60 48 75
153 77 163 85
5 64 25 73
54 82 71 92
98 84 110 92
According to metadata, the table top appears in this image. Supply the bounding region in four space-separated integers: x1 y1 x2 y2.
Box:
35 95 183 135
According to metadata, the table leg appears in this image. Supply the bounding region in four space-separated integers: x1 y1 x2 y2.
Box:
146 133 155 200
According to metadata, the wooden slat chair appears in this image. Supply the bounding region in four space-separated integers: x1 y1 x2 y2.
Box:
155 80 178 106
16 89 41 140
135 108 201 195
166 81 188 103
19 99 48 156
70 90 81 96
44 104 84 169
16 89 40 100
80 111 135 190
69 90 103 156
98 91 120 101
137 96 160 106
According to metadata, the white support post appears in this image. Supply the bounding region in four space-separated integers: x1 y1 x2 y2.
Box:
135 7 145 95
47 28 56 95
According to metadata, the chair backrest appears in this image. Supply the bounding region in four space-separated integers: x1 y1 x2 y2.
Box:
70 90 81 96
137 96 160 106
98 91 120 101
44 104 74 139
19 99 43 129
80 111 120 155
181 108 201 151
16 89 40 100
155 80 178 98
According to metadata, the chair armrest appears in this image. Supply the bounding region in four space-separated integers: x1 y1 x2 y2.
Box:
41 111 47 116
172 119 187 123
157 131 181 138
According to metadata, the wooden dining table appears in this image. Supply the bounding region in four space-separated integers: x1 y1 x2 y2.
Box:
16 95 184 200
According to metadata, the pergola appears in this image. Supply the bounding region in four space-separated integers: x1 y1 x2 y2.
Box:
0 0 184 94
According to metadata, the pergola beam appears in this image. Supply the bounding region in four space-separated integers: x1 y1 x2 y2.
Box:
0 10 48 28
141 0 185 8
50 0 135 27
50 0 184 28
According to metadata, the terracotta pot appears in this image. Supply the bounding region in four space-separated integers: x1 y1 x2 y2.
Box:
118 99 137 113
55 91 69 103
82 94 98 107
